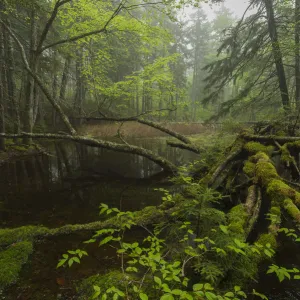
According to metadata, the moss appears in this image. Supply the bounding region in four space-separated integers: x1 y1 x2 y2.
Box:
270 206 281 217
134 206 163 225
254 156 279 186
244 142 274 155
257 233 277 249
0 226 49 246
227 204 248 236
284 199 300 223
0 241 33 289
280 144 294 164
77 271 133 299
267 179 300 204
243 161 255 177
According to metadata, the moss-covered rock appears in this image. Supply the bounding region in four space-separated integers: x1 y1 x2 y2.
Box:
0 241 33 289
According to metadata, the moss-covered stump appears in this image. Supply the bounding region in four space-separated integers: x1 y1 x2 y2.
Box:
0 241 33 289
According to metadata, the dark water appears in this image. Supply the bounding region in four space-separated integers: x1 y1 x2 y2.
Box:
0 138 198 299
1 138 300 299
0 138 198 228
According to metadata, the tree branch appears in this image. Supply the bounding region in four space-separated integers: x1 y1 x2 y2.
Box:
39 0 125 53
36 0 72 53
0 132 178 172
77 115 192 145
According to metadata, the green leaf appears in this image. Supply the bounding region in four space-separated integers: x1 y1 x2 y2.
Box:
99 236 113 246
84 239 96 244
234 286 241 292
154 276 162 286
171 289 182 295
193 283 203 291
73 257 80 263
205 291 217 300
252 289 268 299
139 293 148 300
294 275 300 279
220 225 229 234
56 259 66 268
62 254 68 259
94 286 101 292
68 258 74 267
224 292 234 297
160 294 174 300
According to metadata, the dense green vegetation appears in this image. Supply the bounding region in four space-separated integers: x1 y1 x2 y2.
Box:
1 0 300 299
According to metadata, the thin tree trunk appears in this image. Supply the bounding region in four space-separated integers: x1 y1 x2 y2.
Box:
4 21 20 137
23 9 38 144
0 26 5 150
74 50 85 125
52 51 59 127
264 0 290 110
296 0 300 108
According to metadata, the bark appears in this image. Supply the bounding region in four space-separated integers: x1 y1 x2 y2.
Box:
264 0 290 110
1 21 77 135
74 50 86 122
296 0 300 108
53 56 71 127
52 52 59 127
23 9 38 144
0 26 5 150
243 133 300 143
0 132 178 173
166 140 201 154
4 21 20 136
208 147 243 187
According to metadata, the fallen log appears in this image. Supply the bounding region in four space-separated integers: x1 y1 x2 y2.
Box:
0 133 177 173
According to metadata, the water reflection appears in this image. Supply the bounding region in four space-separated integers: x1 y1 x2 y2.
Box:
0 138 198 227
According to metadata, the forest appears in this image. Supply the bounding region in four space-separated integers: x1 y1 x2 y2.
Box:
0 0 300 299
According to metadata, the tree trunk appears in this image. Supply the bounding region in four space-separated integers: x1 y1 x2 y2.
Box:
0 26 5 150
52 52 59 127
296 0 300 108
23 9 38 144
74 50 85 124
4 21 20 137
264 0 290 110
